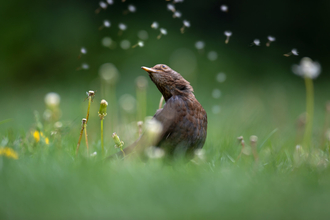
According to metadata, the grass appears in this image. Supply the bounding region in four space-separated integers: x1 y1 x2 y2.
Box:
0 77 330 219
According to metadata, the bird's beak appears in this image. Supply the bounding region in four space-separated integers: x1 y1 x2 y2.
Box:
141 66 158 73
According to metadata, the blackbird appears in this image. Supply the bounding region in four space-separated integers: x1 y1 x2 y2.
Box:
116 64 207 159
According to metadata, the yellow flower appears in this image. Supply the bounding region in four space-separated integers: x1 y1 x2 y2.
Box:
32 131 49 145
33 130 40 142
0 147 18 159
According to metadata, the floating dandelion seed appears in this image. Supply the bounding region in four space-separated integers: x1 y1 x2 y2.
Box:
224 31 232 44
120 40 131 50
128 4 136 12
106 0 114 5
173 0 184 3
167 4 175 12
151 21 159 29
180 20 190 33
212 105 221 114
212 89 221 99
292 57 321 79
80 47 87 54
266 35 276 47
45 92 60 107
207 51 218 61
173 11 182 18
284 48 298 57
99 20 111 30
195 41 205 50
132 41 144 48
157 28 167 39
220 5 228 12
95 1 108 13
253 39 260 46
76 63 89 70
138 30 148 40
216 72 226 83
118 23 127 30
101 37 112 47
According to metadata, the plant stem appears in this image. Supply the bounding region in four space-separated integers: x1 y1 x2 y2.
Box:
76 121 85 155
303 77 314 149
101 119 104 154
159 96 164 109
86 97 92 123
84 123 89 155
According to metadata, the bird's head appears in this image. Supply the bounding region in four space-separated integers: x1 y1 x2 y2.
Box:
141 64 193 101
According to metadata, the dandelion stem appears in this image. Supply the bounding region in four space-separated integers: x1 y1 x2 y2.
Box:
76 119 86 155
101 119 104 154
84 123 89 155
303 77 314 149
86 96 92 123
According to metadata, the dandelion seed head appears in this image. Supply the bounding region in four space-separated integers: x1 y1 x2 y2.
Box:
173 11 182 18
100 99 108 106
212 89 221 99
220 5 228 12
99 63 119 84
128 4 136 12
106 0 114 5
183 20 190 27
151 21 159 29
99 1 107 9
136 76 148 89
292 48 299 56
101 37 112 47
253 39 260 46
216 73 226 83
212 105 221 114
120 39 130 49
292 57 321 79
268 36 276 42
195 41 205 50
118 23 127 31
207 51 218 61
138 30 148 40
45 92 60 107
160 28 167 35
80 47 87 54
296 145 301 150
250 135 258 143
167 4 175 11
54 121 63 128
81 63 89 70
224 31 232 37
103 20 111 27
119 94 136 113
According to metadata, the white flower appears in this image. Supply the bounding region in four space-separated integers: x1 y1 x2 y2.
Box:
151 21 159 29
253 39 260 46
128 4 136 12
99 1 107 9
224 31 232 37
292 57 321 79
118 23 127 31
103 20 111 27
45 92 60 107
183 20 190 27
195 41 205 50
220 5 228 12
160 28 167 35
80 47 87 54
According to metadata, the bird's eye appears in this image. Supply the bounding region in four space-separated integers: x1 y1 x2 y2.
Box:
161 65 167 69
